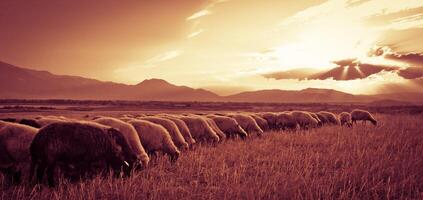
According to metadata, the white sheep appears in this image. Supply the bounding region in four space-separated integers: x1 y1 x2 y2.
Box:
249 114 270 131
317 111 340 125
258 112 279 130
0 121 38 185
93 117 150 167
128 119 180 162
178 116 220 143
138 116 189 150
276 112 299 131
207 115 248 139
158 115 196 147
228 113 263 136
339 112 353 127
351 109 377 126
290 111 319 129
204 117 226 141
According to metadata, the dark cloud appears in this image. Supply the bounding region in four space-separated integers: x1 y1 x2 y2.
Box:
369 46 423 66
264 47 423 81
309 62 399 81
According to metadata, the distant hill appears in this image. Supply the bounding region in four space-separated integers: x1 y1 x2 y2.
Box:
1 61 422 103
0 61 220 101
224 88 372 103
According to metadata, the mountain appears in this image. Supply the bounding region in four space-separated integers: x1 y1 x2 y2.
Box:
224 88 373 103
0 61 422 103
0 61 220 101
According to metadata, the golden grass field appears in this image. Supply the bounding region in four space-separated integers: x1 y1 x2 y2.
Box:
1 113 422 199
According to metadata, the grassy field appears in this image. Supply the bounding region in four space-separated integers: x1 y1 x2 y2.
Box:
1 113 423 199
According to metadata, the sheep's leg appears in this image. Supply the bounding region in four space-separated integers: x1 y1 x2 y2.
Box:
35 162 47 185
46 162 56 187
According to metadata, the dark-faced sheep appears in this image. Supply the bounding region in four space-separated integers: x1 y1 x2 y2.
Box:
249 114 270 131
159 115 196 147
339 112 353 127
207 115 248 140
138 117 189 150
0 121 38 185
228 114 263 136
128 119 180 162
351 109 377 126
178 116 220 143
317 111 340 125
29 122 137 187
93 117 150 168
290 111 319 129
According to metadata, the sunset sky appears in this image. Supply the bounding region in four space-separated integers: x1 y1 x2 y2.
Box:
1 0 423 95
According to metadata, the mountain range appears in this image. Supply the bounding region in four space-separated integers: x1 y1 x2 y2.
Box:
1 61 422 103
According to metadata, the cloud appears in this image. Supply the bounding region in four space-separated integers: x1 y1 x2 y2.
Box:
186 10 211 21
262 68 324 80
146 50 184 64
187 29 204 38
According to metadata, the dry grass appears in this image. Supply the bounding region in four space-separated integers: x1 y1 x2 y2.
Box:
1 114 422 199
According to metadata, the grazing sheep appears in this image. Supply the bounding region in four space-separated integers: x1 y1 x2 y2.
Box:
228 114 263 136
19 119 41 128
138 117 189 150
93 117 150 168
308 112 322 127
204 117 226 141
207 115 248 139
339 112 353 127
29 122 137 187
159 115 196 147
35 117 69 127
0 122 38 185
249 114 270 132
351 109 377 126
276 112 299 131
1 118 17 122
128 119 180 162
291 111 319 129
258 112 279 130
178 116 220 143
317 111 340 125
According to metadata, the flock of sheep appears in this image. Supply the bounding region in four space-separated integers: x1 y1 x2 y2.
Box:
0 109 377 187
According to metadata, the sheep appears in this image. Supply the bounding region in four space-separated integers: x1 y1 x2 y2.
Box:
178 116 220 143
159 115 196 147
93 117 150 168
18 118 41 128
290 111 319 129
317 111 340 125
204 117 226 141
275 112 299 131
228 114 263 136
258 112 279 130
128 119 180 162
0 122 38 185
249 114 270 131
339 112 353 127
207 115 248 139
29 122 137 187
308 112 322 127
138 116 189 150
351 109 377 126
35 117 70 127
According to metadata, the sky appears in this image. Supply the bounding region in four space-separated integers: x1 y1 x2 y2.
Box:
1 0 423 95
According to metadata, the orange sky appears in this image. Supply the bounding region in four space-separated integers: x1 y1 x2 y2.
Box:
1 0 423 95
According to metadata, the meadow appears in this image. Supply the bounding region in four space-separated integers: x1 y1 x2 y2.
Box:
1 113 422 200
